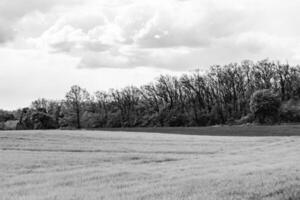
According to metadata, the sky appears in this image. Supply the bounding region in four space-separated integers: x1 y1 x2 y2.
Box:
1 0 300 110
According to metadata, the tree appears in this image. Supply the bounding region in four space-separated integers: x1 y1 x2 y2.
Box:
17 108 34 129
31 98 49 111
0 110 15 122
31 111 57 129
250 89 281 124
3 59 300 130
65 85 90 129
16 107 57 130
94 91 110 127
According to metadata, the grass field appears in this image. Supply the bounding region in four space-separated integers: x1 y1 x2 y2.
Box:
0 126 300 200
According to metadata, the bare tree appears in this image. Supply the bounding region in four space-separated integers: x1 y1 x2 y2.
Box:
65 85 90 129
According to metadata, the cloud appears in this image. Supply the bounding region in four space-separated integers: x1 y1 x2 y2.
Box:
29 0 257 70
131 1 248 49
37 0 248 50
0 20 14 43
2 0 300 70
39 24 111 53
77 48 190 70
0 0 84 43
31 7 121 53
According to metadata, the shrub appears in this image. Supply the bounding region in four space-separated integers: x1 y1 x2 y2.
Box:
0 110 15 122
81 111 101 128
17 108 57 129
31 112 57 129
250 89 281 124
234 114 255 125
17 108 34 130
280 98 300 122
0 122 4 130
168 113 189 127
3 120 18 130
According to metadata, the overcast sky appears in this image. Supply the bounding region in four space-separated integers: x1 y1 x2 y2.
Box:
1 0 300 110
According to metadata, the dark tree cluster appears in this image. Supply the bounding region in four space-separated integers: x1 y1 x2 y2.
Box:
2 59 300 130
0 110 15 122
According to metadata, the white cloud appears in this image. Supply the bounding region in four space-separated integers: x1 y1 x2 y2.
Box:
22 0 300 70
0 0 85 43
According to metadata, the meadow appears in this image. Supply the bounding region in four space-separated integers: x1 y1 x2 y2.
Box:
0 126 300 200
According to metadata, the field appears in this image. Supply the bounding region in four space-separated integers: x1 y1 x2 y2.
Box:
0 126 300 200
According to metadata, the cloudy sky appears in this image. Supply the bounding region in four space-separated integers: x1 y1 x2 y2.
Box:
1 0 300 110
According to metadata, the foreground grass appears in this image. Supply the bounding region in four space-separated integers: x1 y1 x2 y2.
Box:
0 129 299 200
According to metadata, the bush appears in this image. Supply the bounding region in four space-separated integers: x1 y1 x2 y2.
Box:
81 111 101 128
3 120 18 130
0 110 15 122
234 114 255 125
196 113 210 126
106 112 122 127
280 98 300 122
17 108 57 129
0 122 4 130
31 112 57 129
168 113 189 127
17 108 34 129
250 89 281 124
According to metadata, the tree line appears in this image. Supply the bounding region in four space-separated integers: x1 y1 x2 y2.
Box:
1 59 300 130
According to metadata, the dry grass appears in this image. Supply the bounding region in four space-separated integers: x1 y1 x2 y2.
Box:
0 128 299 200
